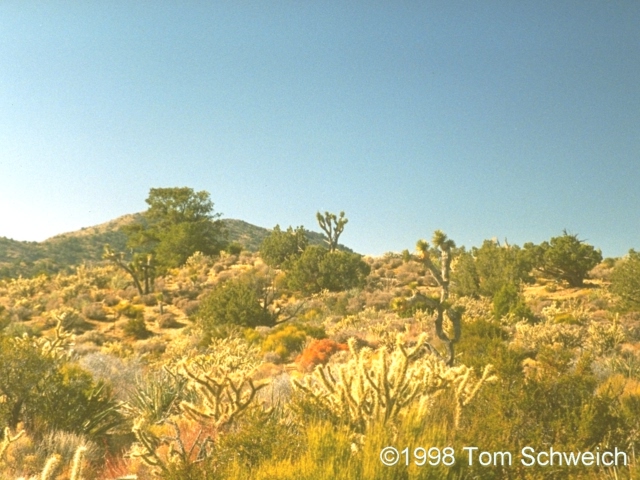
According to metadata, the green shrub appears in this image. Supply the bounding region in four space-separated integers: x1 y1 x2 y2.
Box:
611 249 640 310
524 231 602 287
260 225 308 268
262 323 325 361
103 294 120 307
114 301 145 319
156 313 181 329
285 246 370 294
122 316 151 339
214 409 301 473
0 306 10 331
82 302 108 321
34 363 123 440
227 242 243 255
10 304 33 322
492 283 534 322
0 334 122 441
139 294 158 306
0 335 55 429
262 325 308 361
452 241 533 298
1 321 41 338
195 273 275 332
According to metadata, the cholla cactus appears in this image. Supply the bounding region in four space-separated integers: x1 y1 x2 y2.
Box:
182 251 212 286
179 370 268 429
129 418 168 474
541 300 591 324
128 337 268 475
14 446 85 480
3 430 88 480
449 362 497 428
5 275 49 300
129 378 266 475
11 319 74 361
0 427 25 462
186 336 262 377
293 333 496 433
587 315 626 356
177 337 268 428
328 307 413 349
512 319 584 352
452 296 494 324
2 429 91 479
46 307 84 333
68 445 87 480
39 454 61 480
130 416 217 476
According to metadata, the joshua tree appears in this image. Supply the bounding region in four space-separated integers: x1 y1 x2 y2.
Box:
103 245 154 295
416 230 461 366
316 211 348 252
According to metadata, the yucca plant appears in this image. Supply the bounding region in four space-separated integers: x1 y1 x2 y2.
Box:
121 369 189 424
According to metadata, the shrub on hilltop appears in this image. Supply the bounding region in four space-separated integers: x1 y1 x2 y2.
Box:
524 231 602 287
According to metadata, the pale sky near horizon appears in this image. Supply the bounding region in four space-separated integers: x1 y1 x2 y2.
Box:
1 2 638 257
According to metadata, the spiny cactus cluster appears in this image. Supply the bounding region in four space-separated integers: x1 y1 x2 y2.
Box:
587 315 626 355
293 333 496 433
1 427 87 480
129 376 267 475
2 275 49 300
179 365 268 429
127 337 269 475
11 318 74 360
513 320 585 352
0 427 24 463
449 362 497 428
176 337 269 429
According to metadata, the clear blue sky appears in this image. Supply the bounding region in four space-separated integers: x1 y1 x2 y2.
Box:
1 2 638 257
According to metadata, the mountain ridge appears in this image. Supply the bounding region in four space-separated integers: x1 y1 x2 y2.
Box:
0 214 347 279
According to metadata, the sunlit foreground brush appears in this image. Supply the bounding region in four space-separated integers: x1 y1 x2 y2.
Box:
9 445 86 480
293 333 497 434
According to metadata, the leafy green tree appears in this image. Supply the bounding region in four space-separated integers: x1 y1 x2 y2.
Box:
525 231 602 287
285 246 370 295
611 250 640 309
259 225 308 268
124 187 227 273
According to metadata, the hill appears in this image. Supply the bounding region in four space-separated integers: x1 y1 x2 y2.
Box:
0 215 346 279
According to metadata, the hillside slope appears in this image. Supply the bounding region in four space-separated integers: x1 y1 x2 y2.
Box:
0 215 348 278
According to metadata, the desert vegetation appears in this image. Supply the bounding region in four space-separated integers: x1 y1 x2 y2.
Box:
0 189 638 479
